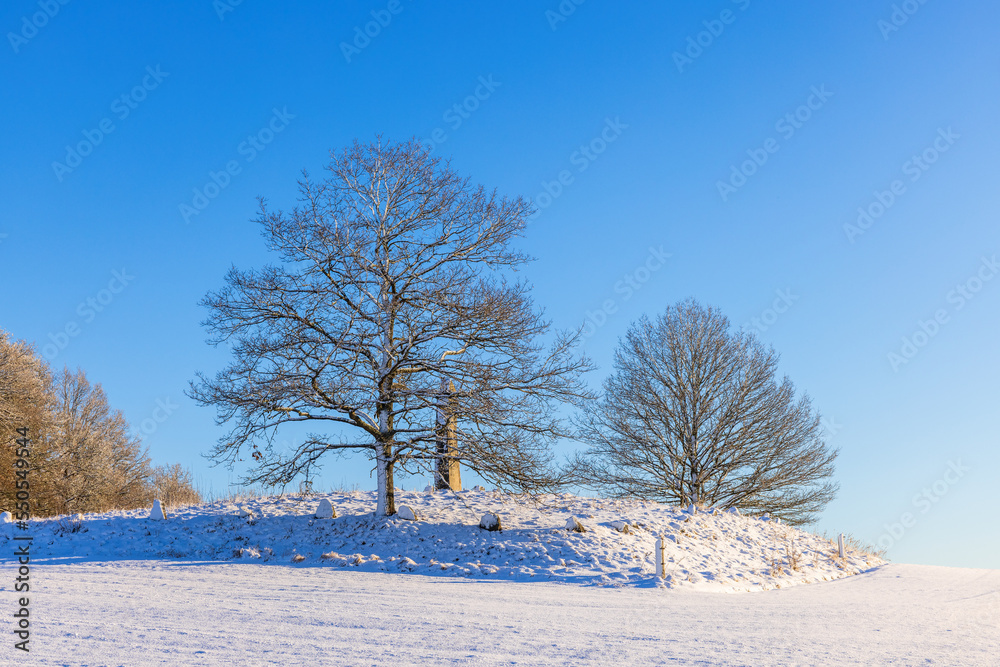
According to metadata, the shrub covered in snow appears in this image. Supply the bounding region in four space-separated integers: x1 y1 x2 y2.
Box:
566 516 586 533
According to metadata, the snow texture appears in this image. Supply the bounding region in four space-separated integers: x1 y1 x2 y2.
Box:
1 490 882 591
7 562 996 665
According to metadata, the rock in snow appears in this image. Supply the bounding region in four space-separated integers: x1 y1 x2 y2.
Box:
149 499 167 521
315 499 336 519
566 516 586 533
479 512 502 531
397 505 419 521
610 520 631 534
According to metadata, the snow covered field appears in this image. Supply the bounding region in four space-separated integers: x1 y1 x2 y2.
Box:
3 491 996 664
10 561 999 665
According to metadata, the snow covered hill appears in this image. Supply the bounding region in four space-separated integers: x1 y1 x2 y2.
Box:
5 489 881 592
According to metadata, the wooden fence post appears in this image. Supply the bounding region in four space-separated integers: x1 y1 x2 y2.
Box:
654 536 665 579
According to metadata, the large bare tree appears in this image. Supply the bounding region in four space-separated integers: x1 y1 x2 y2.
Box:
190 138 593 515
572 299 837 524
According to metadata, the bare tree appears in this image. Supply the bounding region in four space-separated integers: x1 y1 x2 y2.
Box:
45 368 151 514
572 299 837 524
190 138 593 516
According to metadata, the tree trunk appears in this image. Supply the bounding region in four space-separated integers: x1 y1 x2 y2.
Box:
375 442 396 516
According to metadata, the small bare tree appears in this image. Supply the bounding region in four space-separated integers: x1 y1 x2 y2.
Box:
190 138 593 516
572 299 837 524
147 463 201 507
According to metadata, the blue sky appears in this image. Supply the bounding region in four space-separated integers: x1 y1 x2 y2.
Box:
1 1 997 568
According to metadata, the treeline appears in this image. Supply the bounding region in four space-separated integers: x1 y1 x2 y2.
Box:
1 330 199 516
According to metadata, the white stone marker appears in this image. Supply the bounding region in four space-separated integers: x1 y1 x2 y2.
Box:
149 499 167 520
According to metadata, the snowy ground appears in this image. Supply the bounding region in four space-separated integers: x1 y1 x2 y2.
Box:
3 489 882 592
6 561 998 665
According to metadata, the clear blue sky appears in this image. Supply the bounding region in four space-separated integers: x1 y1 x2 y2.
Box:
2 1 997 569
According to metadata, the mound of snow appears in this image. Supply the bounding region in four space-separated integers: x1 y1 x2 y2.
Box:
566 516 586 533
1 490 884 592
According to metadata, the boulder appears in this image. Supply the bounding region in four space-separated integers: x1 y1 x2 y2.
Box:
315 498 336 519
149 499 167 520
479 512 502 531
565 516 586 533
610 520 631 534
397 505 419 521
